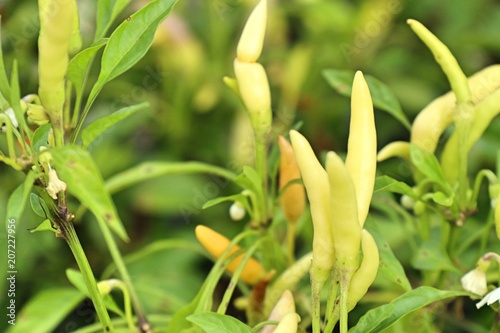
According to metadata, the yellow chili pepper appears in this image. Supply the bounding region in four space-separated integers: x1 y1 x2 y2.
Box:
278 135 306 223
345 71 376 227
273 312 301 333
326 151 361 269
38 0 76 114
407 19 471 104
233 59 272 117
236 0 267 63
376 141 410 163
441 87 500 184
290 130 335 283
261 289 296 333
195 225 266 285
411 65 500 154
347 229 379 311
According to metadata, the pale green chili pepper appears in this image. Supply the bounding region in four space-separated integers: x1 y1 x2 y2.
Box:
273 313 301 333
441 87 500 184
290 130 335 284
377 141 410 163
347 229 379 311
290 129 334 333
345 71 376 227
237 0 267 63
410 65 500 154
326 151 361 266
407 19 471 104
38 0 77 145
261 290 296 333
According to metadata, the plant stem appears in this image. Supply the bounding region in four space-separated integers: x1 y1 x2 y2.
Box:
61 219 113 332
97 221 151 332
310 276 324 333
339 274 349 333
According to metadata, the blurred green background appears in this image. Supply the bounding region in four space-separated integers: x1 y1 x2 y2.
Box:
1 0 500 331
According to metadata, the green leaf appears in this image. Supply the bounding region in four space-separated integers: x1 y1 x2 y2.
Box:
374 176 417 198
424 191 454 207
67 39 108 96
187 313 253 333
29 219 58 234
6 171 37 224
366 221 412 292
349 287 470 333
203 194 246 210
29 192 49 218
105 161 237 194
9 60 29 135
31 123 52 153
409 144 451 194
322 69 411 129
93 0 177 90
82 102 148 148
6 288 84 333
95 0 134 41
411 235 458 272
66 269 125 317
51 146 129 241
233 166 263 197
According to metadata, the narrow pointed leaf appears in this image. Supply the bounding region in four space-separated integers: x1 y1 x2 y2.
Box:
82 101 148 148
67 39 108 95
349 287 470 333
374 176 417 198
95 0 133 40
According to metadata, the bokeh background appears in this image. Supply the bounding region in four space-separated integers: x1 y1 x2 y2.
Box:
1 0 500 331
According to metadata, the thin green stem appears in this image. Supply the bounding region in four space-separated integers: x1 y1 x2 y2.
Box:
324 268 340 330
339 274 349 333
61 220 113 332
97 220 150 332
310 276 324 333
110 280 136 333
217 239 262 315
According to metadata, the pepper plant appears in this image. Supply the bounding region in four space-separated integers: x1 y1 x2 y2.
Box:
1 0 500 333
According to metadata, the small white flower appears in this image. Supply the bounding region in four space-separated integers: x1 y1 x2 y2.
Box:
461 268 488 296
476 287 500 309
46 169 67 200
229 202 246 221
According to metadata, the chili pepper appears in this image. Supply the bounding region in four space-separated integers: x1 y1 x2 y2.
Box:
377 141 410 163
411 65 500 154
233 59 271 118
441 87 500 184
261 289 295 333
195 225 266 285
38 0 76 114
278 135 305 223
345 71 376 226
407 19 471 104
290 130 335 283
347 229 379 311
326 151 361 269
236 0 267 63
273 312 301 333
